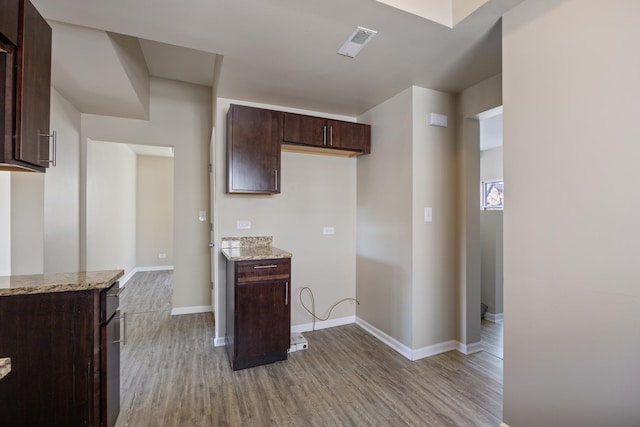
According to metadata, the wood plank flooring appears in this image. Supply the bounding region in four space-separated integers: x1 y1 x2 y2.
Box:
116 271 503 426
480 320 504 360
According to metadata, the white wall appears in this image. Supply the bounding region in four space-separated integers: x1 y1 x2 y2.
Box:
214 98 358 341
0 172 10 275
10 173 44 275
136 155 174 267
503 0 640 425
410 87 457 348
480 210 502 315
480 114 503 151
356 85 457 351
480 146 502 181
44 88 81 273
356 87 414 346
86 140 136 275
81 78 211 310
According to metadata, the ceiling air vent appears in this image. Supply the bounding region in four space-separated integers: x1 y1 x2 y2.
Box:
337 26 377 58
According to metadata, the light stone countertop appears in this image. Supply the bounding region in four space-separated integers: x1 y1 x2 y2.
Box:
221 245 292 261
0 270 124 297
220 236 292 261
0 358 11 381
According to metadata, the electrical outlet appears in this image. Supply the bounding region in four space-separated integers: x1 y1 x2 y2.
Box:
237 220 251 230
323 226 335 235
159 253 167 259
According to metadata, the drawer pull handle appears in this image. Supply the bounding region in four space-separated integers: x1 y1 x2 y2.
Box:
253 264 278 269
40 130 57 167
285 281 289 305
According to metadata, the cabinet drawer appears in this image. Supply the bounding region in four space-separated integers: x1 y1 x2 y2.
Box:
236 259 290 283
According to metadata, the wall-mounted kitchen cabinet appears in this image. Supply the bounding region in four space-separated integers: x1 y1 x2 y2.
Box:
0 0 20 45
0 0 53 173
227 104 282 194
282 112 370 156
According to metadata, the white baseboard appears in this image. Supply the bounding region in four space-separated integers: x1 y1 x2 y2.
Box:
485 312 504 322
118 269 137 287
458 341 483 355
413 340 460 360
171 305 212 316
136 265 174 272
356 316 483 361
214 337 226 347
119 266 174 288
500 423 510 427
291 315 356 333
356 317 415 360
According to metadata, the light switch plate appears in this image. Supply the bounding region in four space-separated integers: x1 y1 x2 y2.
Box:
323 226 335 235
424 207 433 222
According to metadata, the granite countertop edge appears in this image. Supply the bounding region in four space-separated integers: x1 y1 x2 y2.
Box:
0 270 124 297
221 246 292 262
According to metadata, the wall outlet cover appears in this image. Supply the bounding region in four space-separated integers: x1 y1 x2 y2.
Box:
323 226 335 235
237 220 251 230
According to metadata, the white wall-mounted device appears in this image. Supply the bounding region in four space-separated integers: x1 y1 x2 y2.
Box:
429 113 448 128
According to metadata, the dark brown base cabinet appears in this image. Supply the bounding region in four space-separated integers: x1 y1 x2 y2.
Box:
226 258 291 370
0 284 121 426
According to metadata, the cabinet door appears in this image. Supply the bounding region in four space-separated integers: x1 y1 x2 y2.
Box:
236 280 290 359
0 291 98 426
102 314 121 427
327 120 371 154
282 112 327 147
227 104 282 194
0 0 20 44
15 0 51 169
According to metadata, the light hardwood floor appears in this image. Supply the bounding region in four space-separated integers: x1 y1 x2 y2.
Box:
480 320 503 360
116 271 503 426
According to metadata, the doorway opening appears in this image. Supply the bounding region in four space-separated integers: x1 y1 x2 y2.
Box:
478 107 504 359
86 140 175 292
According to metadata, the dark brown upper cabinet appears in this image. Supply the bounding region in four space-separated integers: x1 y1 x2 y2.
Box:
227 104 282 194
0 0 20 45
283 112 371 156
1 0 53 173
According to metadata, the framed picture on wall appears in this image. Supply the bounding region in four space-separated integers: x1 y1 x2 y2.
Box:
481 179 504 210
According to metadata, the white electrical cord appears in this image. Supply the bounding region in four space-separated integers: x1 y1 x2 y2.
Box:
298 287 360 332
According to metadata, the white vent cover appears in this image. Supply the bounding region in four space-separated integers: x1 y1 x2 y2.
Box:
337 26 377 58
